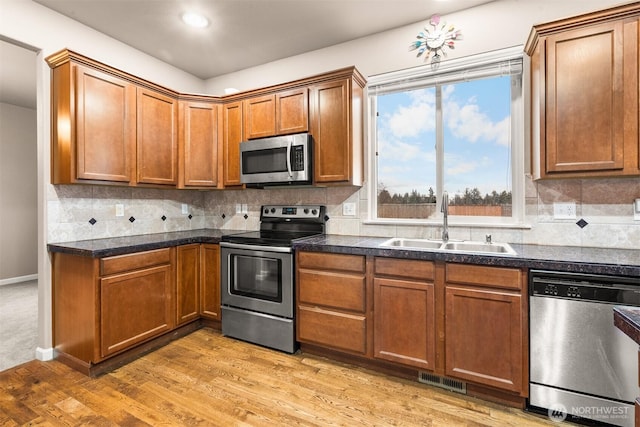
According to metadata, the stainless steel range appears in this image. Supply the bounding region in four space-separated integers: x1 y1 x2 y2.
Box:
220 205 326 353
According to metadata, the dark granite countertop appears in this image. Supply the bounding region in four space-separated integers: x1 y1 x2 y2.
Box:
292 235 640 277
47 228 245 258
49 230 640 277
614 307 640 346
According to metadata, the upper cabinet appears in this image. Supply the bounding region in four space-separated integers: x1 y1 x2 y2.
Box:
178 100 219 188
222 101 244 187
243 88 309 139
48 50 179 187
55 63 136 184
47 50 366 188
310 77 364 185
526 3 640 179
136 88 178 185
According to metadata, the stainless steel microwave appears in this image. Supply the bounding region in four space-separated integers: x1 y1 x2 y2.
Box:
240 133 312 186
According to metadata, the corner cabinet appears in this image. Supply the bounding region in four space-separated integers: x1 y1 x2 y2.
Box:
178 100 219 188
526 3 640 178
222 101 243 187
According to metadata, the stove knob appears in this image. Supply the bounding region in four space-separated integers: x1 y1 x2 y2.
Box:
264 208 269 214
304 208 309 214
311 209 317 215
270 208 276 213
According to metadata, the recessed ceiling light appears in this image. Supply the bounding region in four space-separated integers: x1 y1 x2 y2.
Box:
181 12 209 28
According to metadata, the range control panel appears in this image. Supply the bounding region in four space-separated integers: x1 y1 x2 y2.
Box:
261 205 324 219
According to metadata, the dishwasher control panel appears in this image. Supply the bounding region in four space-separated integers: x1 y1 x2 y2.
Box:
530 270 640 304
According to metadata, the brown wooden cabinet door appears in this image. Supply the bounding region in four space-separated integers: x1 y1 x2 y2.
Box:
244 94 276 139
179 101 218 187
444 285 523 393
100 264 174 358
544 21 625 174
176 244 200 325
373 277 435 370
223 101 243 186
277 88 308 135
309 79 351 183
136 87 178 185
200 244 221 320
75 65 135 183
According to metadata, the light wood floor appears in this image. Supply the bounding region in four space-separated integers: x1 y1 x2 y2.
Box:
0 328 554 426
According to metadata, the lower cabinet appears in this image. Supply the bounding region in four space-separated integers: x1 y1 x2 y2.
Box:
52 243 222 374
296 251 368 355
373 257 436 370
200 244 221 320
295 251 528 398
444 264 526 394
176 244 201 325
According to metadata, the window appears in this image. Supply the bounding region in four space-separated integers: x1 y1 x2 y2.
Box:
368 47 524 226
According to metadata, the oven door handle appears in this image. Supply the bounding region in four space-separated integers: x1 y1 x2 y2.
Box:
220 242 292 253
286 138 293 178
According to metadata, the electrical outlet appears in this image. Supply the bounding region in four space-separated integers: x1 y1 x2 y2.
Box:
181 203 189 214
342 202 356 216
235 203 242 214
634 199 640 221
553 202 576 219
241 204 248 214
115 204 124 217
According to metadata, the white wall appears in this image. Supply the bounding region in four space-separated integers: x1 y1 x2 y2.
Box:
203 0 629 95
0 103 37 282
0 0 209 359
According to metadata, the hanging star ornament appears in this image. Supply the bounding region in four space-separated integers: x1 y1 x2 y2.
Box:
409 14 463 66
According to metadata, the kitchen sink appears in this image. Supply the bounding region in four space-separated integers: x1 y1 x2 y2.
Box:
379 238 445 250
441 241 517 255
379 238 516 255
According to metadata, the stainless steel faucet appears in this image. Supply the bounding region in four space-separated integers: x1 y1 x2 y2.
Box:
441 191 449 243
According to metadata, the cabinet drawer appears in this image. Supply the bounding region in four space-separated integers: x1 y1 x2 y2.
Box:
101 248 172 276
298 269 366 312
297 305 366 354
446 264 522 290
374 257 435 281
298 251 365 273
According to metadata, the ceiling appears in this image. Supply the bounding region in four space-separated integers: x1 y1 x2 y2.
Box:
1 0 494 110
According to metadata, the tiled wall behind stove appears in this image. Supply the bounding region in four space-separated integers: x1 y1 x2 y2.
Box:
48 175 640 249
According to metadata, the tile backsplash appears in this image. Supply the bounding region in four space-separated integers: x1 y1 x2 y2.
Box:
48 175 640 249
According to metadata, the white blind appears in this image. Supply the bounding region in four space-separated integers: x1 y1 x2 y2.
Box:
368 45 524 95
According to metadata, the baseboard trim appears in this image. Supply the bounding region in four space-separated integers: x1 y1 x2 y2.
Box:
36 347 55 361
0 274 38 286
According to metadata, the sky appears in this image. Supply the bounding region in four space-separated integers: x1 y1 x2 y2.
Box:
376 75 512 199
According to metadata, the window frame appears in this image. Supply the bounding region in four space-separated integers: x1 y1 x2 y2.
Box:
366 46 526 228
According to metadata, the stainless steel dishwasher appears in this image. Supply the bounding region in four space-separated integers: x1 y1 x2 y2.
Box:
529 270 640 427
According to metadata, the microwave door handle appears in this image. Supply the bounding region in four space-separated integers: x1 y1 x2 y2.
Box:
286 138 293 178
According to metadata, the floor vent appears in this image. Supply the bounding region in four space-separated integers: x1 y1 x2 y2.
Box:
418 371 467 394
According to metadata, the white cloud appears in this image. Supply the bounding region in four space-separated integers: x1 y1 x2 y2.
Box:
446 160 478 176
443 92 510 147
385 89 436 138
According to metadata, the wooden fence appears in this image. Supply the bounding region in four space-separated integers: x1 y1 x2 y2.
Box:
378 203 509 219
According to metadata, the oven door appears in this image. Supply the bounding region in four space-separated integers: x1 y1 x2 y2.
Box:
221 243 293 319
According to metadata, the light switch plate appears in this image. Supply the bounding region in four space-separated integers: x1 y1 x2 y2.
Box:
235 203 242 214
634 199 640 221
343 202 356 216
115 204 124 217
241 204 248 214
181 203 189 214
553 202 576 220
